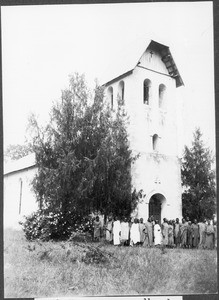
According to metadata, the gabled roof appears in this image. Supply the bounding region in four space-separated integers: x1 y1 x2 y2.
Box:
102 38 184 88
4 153 36 175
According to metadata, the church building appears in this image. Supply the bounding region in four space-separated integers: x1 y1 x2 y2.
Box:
4 38 184 229
103 39 184 223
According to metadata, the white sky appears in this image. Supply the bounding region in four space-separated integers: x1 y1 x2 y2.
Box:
2 2 215 154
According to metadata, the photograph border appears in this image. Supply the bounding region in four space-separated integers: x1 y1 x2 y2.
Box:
0 0 218 299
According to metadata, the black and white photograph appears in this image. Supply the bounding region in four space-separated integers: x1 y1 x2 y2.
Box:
2 1 217 298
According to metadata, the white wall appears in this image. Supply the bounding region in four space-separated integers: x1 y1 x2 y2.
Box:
104 45 182 222
4 166 38 229
132 153 182 222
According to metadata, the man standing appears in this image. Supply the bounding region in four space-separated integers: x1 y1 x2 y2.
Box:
198 218 207 249
144 217 153 247
191 219 199 249
180 218 188 248
105 215 113 243
93 216 101 242
130 218 140 246
187 221 193 249
113 216 121 246
154 220 162 246
168 220 174 248
150 215 155 243
205 219 214 249
174 218 181 248
213 220 217 249
139 218 146 246
162 218 169 247
185 217 190 248
120 217 130 246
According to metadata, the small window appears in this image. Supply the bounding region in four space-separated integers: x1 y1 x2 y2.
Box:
143 79 151 105
159 84 166 109
118 80 125 103
152 134 159 151
107 86 113 109
19 178 23 214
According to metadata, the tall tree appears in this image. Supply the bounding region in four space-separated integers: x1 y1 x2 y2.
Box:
181 128 216 221
28 73 140 228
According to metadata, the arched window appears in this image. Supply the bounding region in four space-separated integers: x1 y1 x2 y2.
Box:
143 79 151 105
107 86 113 109
152 134 159 151
159 84 166 109
118 80 125 103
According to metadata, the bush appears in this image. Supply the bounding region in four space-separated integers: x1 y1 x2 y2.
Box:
20 209 93 241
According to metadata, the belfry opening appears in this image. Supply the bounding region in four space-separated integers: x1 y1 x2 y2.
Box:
149 193 166 224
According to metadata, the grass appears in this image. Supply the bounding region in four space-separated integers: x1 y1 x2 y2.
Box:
4 228 218 297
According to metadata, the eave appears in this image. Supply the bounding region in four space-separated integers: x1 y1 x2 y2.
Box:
103 70 133 87
150 40 184 87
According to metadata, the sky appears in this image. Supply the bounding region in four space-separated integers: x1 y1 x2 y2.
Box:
2 2 215 156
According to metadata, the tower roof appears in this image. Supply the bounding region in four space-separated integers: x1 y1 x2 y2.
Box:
102 38 184 88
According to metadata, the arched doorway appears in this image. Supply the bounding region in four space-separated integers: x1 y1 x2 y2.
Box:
149 193 165 224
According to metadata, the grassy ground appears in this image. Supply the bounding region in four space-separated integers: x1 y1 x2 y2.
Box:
4 228 217 297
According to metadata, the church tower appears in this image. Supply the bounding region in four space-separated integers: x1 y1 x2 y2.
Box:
103 39 184 223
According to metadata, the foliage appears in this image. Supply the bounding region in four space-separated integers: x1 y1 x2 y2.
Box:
4 143 32 162
20 209 93 241
181 128 216 221
25 72 140 240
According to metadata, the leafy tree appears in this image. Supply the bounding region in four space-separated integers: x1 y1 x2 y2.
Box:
181 128 216 221
25 73 140 239
4 143 32 162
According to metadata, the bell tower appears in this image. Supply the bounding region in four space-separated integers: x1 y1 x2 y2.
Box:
104 39 184 223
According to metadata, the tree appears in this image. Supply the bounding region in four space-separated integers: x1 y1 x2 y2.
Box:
25 73 140 239
4 143 32 162
181 128 216 221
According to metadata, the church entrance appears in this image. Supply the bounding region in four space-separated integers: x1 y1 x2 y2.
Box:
149 193 165 225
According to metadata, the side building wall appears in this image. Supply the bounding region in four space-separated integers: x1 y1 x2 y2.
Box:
4 166 38 229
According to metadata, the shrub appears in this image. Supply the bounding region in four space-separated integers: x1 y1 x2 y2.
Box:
20 209 93 241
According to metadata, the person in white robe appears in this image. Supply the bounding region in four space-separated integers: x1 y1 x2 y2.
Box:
130 218 140 246
154 220 162 246
113 217 121 246
120 217 130 245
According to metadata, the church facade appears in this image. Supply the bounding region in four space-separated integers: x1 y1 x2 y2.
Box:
103 40 184 223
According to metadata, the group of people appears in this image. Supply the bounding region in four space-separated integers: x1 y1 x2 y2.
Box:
92 215 217 250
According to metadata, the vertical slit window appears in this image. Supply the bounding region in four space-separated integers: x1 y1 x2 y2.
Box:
159 84 166 109
143 79 151 105
108 86 114 109
152 134 159 151
118 80 125 103
19 178 23 214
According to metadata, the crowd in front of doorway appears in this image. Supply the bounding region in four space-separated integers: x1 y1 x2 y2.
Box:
92 215 217 250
